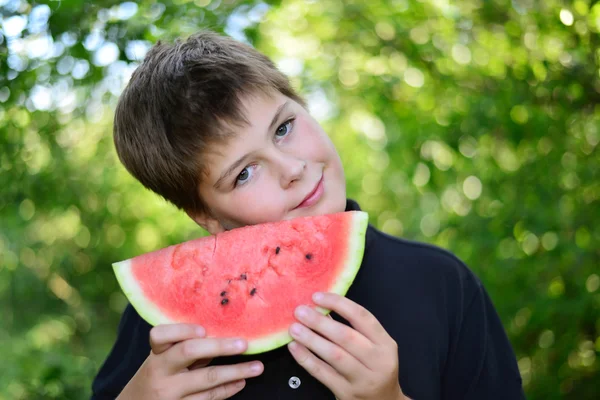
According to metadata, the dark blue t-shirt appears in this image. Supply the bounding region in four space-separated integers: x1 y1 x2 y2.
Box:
92 199 525 399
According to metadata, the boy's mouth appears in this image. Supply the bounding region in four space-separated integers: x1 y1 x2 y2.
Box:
294 174 324 210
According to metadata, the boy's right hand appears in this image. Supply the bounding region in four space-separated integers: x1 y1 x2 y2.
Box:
117 324 263 400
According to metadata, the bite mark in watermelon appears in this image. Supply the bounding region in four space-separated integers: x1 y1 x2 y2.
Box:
113 211 368 354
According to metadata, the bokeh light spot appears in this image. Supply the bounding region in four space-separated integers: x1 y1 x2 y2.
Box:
575 227 590 248
560 9 574 26
93 42 120 67
420 214 440 237
20 247 36 268
136 223 160 251
413 163 431 187
106 225 126 248
2 15 27 37
404 67 424 88
375 21 396 41
75 226 91 249
514 307 532 328
539 330 555 348
49 273 74 303
117 2 139 20
510 105 529 124
19 199 35 221
522 232 540 255
520 357 532 386
495 145 521 172
382 218 404 237
463 176 482 200
338 68 359 87
409 25 429 44
586 274 600 293
541 232 559 250
458 135 478 158
548 277 565 298
362 173 382 195
451 44 472 65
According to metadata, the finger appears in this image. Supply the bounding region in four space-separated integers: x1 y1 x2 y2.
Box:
288 341 345 392
294 305 373 365
177 361 263 396
312 292 390 344
150 324 206 354
163 337 248 373
289 322 362 378
182 379 246 400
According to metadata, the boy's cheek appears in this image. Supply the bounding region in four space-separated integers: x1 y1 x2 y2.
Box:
234 183 303 221
297 117 338 158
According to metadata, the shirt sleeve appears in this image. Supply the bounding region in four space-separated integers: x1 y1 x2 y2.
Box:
441 280 525 400
91 304 152 400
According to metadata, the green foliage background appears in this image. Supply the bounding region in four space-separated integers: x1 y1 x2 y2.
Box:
1 0 599 398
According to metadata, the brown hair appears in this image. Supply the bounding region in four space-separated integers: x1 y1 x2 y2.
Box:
113 30 305 216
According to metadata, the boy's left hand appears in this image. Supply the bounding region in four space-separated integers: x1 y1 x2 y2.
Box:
288 292 407 400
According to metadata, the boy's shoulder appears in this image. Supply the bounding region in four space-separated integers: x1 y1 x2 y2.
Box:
346 198 481 296
369 224 473 272
362 222 484 302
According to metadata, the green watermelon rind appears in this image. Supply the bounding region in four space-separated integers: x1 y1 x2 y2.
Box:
112 210 369 355
113 259 178 326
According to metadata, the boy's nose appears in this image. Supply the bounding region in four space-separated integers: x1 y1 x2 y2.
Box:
279 157 307 188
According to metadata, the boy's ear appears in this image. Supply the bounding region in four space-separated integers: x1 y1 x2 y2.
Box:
186 210 226 235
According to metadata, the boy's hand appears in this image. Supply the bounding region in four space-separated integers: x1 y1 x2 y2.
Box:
117 323 264 400
288 293 407 400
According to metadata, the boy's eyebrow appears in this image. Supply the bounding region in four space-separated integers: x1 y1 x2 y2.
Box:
214 154 251 189
213 100 290 189
267 100 290 134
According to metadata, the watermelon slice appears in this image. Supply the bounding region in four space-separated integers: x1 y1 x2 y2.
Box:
113 211 368 354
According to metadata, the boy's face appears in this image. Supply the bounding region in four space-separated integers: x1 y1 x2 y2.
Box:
191 91 347 234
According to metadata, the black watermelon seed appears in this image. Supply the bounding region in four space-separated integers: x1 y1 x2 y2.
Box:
221 298 229 305
240 273 247 280
275 246 280 254
250 288 257 296
305 253 312 260
220 291 227 297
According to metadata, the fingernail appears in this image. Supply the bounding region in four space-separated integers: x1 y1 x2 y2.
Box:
235 380 246 388
312 292 324 302
250 362 262 373
288 341 299 351
295 305 309 319
196 326 205 336
290 323 303 337
234 339 245 350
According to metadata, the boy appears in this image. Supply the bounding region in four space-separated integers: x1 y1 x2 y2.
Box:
92 31 525 399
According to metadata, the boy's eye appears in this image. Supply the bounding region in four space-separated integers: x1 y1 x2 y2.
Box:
237 168 250 183
275 119 293 138
235 165 254 187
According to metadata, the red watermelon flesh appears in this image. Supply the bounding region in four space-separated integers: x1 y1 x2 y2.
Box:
113 211 368 354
